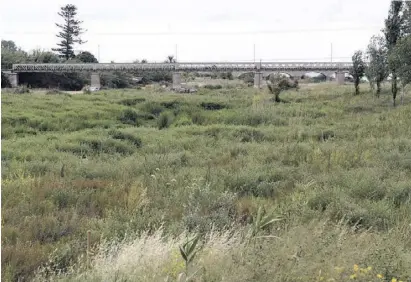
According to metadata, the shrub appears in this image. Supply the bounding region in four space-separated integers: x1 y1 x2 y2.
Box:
173 114 193 127
13 86 30 94
141 101 165 116
119 109 142 126
158 112 173 130
267 75 299 102
317 130 335 141
45 89 67 95
160 100 182 109
238 72 254 84
82 86 91 94
233 128 266 143
191 112 206 125
118 98 146 106
182 182 237 233
1 71 11 88
200 102 227 110
203 84 222 90
109 130 142 147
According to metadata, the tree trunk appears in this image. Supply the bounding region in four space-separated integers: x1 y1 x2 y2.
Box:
355 78 360 95
392 72 397 107
274 92 281 103
376 81 381 97
401 84 404 105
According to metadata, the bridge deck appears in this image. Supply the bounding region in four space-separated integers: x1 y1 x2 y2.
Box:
12 62 353 72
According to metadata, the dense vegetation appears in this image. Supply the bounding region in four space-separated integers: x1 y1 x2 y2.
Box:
2 83 411 281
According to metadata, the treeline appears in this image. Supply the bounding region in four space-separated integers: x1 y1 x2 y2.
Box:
1 40 175 90
352 1 411 106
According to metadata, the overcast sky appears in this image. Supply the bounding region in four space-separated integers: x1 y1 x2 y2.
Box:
1 0 391 63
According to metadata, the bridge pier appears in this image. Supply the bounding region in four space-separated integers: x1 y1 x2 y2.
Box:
172 72 181 89
91 73 101 89
336 72 345 85
254 72 262 89
5 72 19 88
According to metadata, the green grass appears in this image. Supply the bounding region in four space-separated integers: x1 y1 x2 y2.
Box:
1 83 411 282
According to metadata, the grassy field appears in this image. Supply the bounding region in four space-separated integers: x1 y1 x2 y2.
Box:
1 83 411 282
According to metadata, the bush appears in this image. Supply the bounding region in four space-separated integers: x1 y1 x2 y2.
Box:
267 75 299 102
141 101 165 116
203 84 222 90
119 109 142 126
13 86 30 94
45 89 65 95
233 128 266 143
82 86 91 94
109 130 142 147
182 182 237 233
1 71 11 88
158 112 173 130
200 102 227 110
118 98 146 106
173 114 193 127
238 72 254 84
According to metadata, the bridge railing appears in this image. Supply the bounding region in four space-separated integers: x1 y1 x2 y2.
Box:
12 62 354 72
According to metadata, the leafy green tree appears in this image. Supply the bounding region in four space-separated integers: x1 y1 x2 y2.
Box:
267 74 299 102
1 71 11 88
77 51 98 63
350 50 366 95
384 1 404 106
389 35 411 105
402 1 411 36
1 40 18 52
52 4 86 60
29 49 60 63
365 35 389 97
1 40 28 68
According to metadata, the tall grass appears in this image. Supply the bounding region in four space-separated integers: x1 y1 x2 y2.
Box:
2 83 411 281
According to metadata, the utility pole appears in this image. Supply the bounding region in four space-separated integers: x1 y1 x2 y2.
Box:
175 44 178 62
331 43 333 63
98 44 100 62
253 44 256 63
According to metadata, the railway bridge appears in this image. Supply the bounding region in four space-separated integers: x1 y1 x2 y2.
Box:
6 62 352 88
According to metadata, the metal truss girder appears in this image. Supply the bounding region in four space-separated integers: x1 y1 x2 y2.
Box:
12 62 354 72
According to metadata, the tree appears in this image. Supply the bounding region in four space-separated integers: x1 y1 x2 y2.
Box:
166 55 176 63
267 74 299 103
1 72 11 88
350 51 366 95
384 1 404 106
77 51 98 63
52 4 86 60
389 35 411 104
29 49 60 63
402 1 411 36
1 40 18 52
365 35 389 97
1 39 28 68
141 59 148 63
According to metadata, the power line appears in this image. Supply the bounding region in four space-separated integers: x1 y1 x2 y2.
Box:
2 26 382 36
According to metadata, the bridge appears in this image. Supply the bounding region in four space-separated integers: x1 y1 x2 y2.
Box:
5 62 352 88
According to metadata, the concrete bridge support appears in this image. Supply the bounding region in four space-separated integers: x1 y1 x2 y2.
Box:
91 72 101 88
172 72 181 89
254 72 262 89
336 72 345 85
5 72 19 87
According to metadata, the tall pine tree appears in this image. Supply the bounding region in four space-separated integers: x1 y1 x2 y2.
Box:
52 4 86 61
